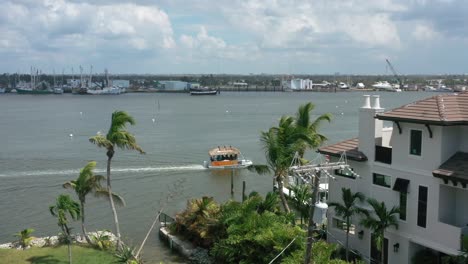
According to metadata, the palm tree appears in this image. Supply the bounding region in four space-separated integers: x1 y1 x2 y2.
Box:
261 116 313 213
360 198 400 264
89 111 145 248
63 161 125 244
328 188 365 262
50 194 80 264
294 102 332 160
290 184 312 225
14 228 35 249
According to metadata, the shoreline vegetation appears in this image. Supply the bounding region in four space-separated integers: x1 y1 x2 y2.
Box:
0 231 118 264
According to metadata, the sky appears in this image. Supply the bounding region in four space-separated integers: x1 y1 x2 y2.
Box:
0 0 467 74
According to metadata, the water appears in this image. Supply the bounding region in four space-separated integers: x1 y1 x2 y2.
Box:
0 91 433 263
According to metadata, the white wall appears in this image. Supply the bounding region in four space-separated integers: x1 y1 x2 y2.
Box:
441 126 460 163
455 190 468 227
460 126 468 152
439 185 456 225
391 122 443 172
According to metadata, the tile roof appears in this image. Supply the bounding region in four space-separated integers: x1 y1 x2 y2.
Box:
433 152 468 186
376 92 468 125
318 138 367 162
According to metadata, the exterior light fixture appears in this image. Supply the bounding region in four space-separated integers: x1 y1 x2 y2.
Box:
393 243 399 253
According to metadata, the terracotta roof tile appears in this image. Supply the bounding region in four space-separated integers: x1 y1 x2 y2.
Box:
318 138 367 161
377 92 468 125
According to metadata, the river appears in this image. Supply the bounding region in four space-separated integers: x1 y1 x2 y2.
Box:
0 91 435 263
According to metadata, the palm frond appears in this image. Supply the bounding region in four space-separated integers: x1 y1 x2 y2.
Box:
89 135 112 149
95 189 126 207
247 164 270 175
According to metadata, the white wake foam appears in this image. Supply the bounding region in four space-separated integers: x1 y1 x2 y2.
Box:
0 164 205 177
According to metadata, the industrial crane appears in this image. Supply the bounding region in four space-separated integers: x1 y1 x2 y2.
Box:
385 59 404 90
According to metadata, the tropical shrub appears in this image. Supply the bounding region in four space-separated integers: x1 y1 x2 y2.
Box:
174 196 221 248
282 241 352 264
91 231 113 250
115 245 139 264
211 193 303 264
14 228 35 249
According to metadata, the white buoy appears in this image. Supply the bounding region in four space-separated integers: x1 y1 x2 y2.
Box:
226 110 229 113
69 133 73 137
341 112 344 115
152 118 156 123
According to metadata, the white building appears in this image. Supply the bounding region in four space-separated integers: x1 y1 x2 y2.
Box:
319 93 468 263
282 78 313 90
158 80 189 91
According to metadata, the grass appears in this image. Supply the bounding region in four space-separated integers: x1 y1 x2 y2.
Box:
0 245 118 264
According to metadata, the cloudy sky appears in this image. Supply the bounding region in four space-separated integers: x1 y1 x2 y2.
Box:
1 0 467 74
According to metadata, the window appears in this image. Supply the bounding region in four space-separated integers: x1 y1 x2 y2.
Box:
332 218 355 234
417 186 428 228
410 130 422 156
373 173 391 188
334 168 355 179
399 192 407 221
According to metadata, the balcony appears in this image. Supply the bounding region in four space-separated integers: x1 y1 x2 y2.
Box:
375 145 392 164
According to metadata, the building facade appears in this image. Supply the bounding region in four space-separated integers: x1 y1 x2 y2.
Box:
319 93 468 263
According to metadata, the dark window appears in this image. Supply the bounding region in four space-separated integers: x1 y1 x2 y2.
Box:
417 186 428 227
373 173 391 188
400 192 407 221
334 168 355 179
410 130 422 156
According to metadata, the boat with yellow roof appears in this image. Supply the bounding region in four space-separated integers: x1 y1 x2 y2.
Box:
203 146 253 169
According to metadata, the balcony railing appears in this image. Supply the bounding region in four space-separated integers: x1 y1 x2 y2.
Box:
375 145 392 164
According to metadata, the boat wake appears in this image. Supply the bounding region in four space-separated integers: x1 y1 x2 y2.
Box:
0 164 206 178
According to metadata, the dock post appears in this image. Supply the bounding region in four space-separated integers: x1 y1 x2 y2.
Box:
242 181 246 202
231 169 234 197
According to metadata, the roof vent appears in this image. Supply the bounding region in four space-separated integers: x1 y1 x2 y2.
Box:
362 95 371 109
372 95 382 109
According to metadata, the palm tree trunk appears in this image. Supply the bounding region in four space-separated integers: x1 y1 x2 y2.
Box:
68 243 72 264
80 201 92 244
276 175 290 213
304 171 320 264
63 224 72 264
106 155 122 249
345 219 350 262
381 232 385 264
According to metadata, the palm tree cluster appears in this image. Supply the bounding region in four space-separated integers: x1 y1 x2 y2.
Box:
329 188 400 264
251 102 332 213
46 110 144 263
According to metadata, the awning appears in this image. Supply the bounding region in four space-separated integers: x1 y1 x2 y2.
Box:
393 178 410 193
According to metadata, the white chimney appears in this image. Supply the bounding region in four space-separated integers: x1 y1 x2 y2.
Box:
372 95 382 109
362 95 371 109
358 95 385 160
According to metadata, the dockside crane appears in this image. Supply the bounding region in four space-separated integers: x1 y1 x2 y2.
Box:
385 58 404 90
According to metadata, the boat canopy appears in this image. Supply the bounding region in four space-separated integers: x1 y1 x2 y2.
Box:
209 146 241 156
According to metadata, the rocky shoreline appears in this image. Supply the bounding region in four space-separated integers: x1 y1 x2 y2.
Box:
0 231 117 250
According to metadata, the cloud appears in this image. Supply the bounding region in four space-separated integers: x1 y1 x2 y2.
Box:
0 0 466 73
0 0 174 66
177 27 259 61
412 23 440 41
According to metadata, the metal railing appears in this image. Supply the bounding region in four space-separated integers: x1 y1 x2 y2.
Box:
159 212 175 227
